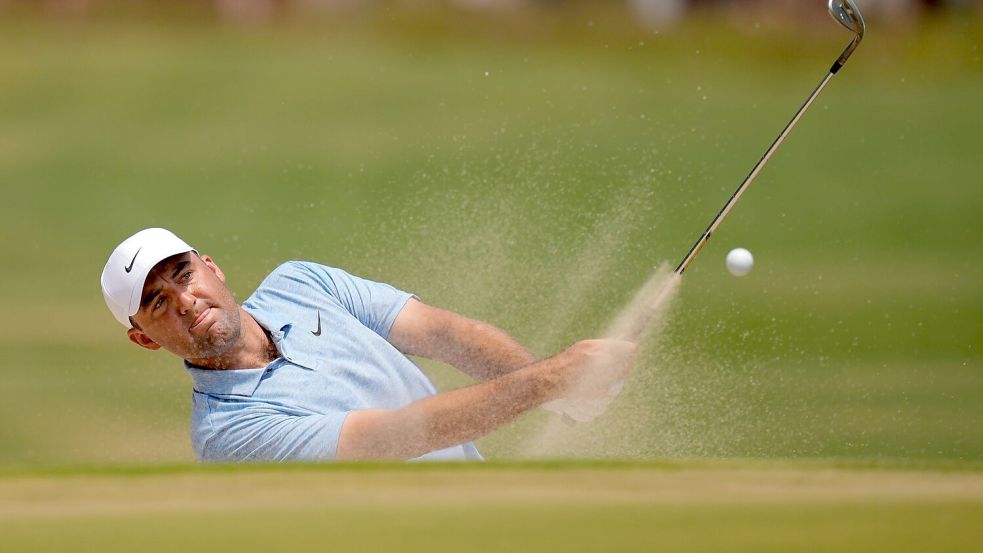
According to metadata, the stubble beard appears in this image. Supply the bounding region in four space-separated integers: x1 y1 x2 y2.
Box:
189 305 242 360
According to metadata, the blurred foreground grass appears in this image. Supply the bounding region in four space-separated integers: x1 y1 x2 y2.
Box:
0 11 980 465
0 461 981 553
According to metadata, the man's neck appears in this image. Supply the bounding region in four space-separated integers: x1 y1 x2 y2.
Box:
186 308 278 370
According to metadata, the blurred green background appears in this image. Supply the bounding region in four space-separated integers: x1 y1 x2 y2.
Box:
0 1 980 467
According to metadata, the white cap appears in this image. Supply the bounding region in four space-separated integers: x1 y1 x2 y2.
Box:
101 228 195 328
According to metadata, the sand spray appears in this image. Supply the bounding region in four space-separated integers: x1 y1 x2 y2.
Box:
345 161 743 458
521 264 682 457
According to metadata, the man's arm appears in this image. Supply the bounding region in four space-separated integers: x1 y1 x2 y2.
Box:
388 298 536 381
336 339 636 460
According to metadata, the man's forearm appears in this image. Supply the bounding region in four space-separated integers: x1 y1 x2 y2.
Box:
432 316 536 381
389 301 537 381
336 351 568 460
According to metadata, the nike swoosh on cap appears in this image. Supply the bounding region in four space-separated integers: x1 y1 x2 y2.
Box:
311 311 321 336
124 247 142 273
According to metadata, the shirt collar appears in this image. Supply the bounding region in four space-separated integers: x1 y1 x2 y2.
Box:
243 301 289 340
243 302 322 371
183 307 292 397
185 361 268 397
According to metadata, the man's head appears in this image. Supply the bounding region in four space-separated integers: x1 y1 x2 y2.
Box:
101 229 242 360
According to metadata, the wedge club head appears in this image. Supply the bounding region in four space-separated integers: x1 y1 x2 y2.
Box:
828 0 866 70
829 0 866 37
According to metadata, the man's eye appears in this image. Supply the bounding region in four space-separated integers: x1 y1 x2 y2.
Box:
182 271 192 282
153 297 165 311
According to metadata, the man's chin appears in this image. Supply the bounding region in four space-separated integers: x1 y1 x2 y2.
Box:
190 322 241 358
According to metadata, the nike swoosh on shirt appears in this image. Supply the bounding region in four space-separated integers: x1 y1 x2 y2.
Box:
124 247 142 273
311 311 321 336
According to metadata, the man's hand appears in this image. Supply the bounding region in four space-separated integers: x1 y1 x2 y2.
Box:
335 337 638 460
541 339 637 423
557 339 637 400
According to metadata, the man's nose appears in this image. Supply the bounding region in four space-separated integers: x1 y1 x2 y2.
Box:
176 289 196 314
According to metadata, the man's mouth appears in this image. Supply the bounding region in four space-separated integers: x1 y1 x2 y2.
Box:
190 307 213 331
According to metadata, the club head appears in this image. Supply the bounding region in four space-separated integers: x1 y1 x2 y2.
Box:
828 0 866 70
828 0 866 39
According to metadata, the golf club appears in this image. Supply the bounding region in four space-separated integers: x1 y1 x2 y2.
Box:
673 0 866 276
562 0 866 426
620 0 867 342
558 1 866 425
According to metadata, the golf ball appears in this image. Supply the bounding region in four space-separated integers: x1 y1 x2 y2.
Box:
726 248 754 276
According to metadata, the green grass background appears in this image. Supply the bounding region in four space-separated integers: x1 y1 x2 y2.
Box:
0 8 980 467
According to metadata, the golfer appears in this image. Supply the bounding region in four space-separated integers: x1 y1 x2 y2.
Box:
101 228 636 462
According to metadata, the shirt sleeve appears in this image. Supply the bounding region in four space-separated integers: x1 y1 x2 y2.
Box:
297 262 414 339
198 408 349 463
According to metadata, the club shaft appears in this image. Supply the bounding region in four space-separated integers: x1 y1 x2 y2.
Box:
673 70 837 275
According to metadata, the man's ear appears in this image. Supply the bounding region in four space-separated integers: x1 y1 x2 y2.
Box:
128 328 162 351
199 254 226 284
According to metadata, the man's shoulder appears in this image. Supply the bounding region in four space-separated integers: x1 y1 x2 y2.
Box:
254 260 331 291
243 260 358 313
268 259 322 278
243 260 325 310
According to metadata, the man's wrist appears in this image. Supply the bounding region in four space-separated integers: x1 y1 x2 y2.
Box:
512 350 571 405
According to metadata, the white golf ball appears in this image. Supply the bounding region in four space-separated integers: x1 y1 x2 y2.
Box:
726 248 754 277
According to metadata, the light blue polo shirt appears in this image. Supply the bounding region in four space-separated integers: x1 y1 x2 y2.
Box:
185 261 483 463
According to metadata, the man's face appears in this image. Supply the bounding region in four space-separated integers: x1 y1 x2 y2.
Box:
127 252 242 361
